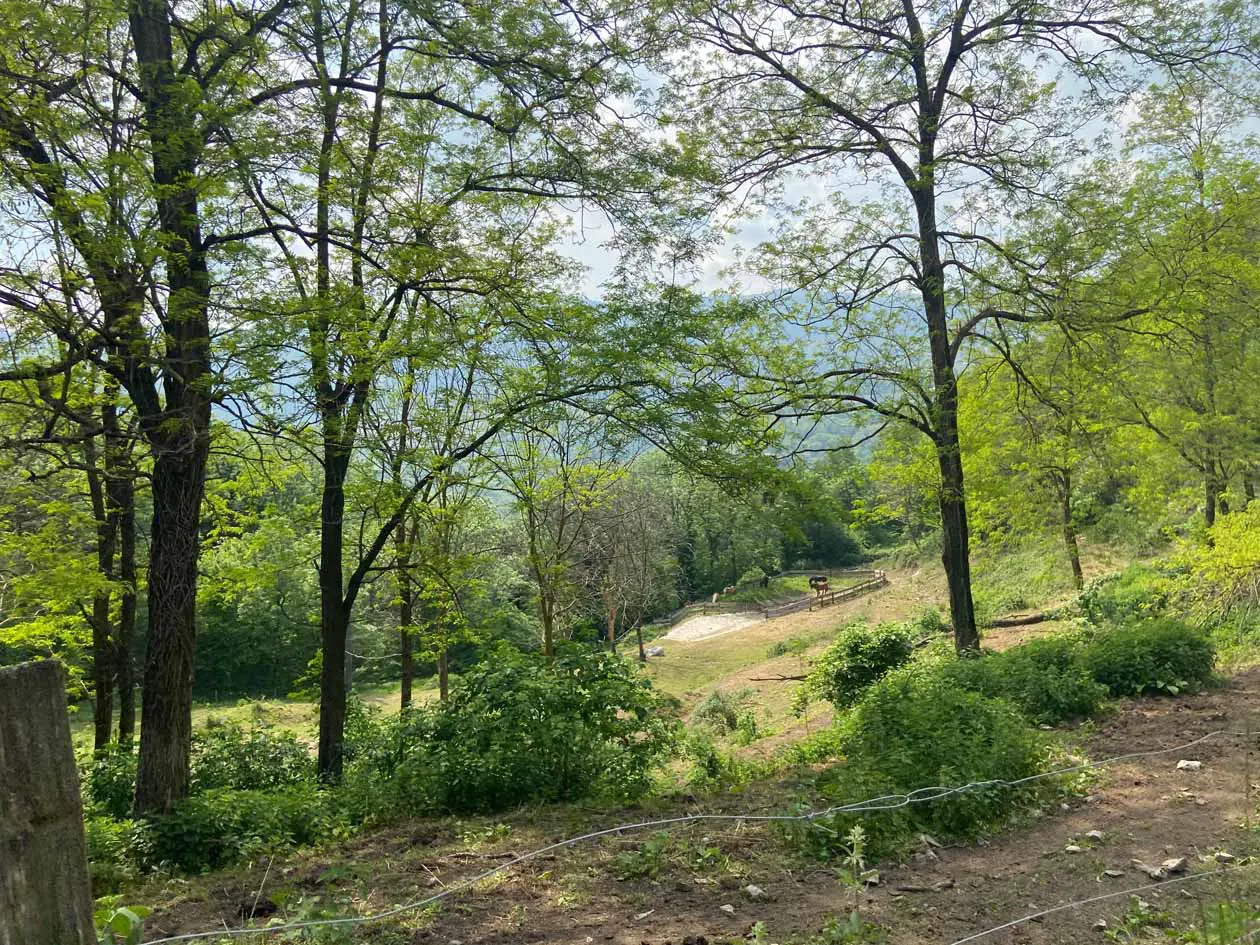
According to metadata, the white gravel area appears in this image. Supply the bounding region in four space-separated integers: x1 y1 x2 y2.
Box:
662 611 763 643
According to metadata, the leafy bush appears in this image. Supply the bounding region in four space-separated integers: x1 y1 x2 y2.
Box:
738 566 767 587
1083 618 1215 696
347 646 677 817
800 665 1050 857
1079 566 1173 626
692 687 756 733
767 636 809 658
799 622 914 709
83 745 138 819
191 718 314 792
84 816 151 895
938 637 1108 725
148 785 347 873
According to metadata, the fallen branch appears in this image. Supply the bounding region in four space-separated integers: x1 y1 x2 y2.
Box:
748 674 808 682
986 612 1048 628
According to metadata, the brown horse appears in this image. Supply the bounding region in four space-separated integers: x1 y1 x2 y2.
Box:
808 575 830 597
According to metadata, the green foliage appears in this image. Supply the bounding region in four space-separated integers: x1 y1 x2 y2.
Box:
190 718 314 792
148 785 348 873
345 647 677 818
1080 566 1174 626
938 637 1109 725
94 901 151 945
768 635 810 658
798 664 1051 858
692 687 756 733
1083 619 1215 697
83 746 138 820
681 731 762 792
798 621 914 710
84 817 151 896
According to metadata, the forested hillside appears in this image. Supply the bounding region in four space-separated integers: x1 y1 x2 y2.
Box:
1 0 1260 942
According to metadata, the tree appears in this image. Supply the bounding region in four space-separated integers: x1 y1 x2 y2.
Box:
0 0 300 812
664 0 1238 649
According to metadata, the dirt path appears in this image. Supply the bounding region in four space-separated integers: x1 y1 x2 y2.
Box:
140 668 1260 945
664 612 765 643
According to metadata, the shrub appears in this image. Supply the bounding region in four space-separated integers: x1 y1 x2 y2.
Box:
349 646 678 817
692 687 756 733
938 637 1108 725
148 785 347 873
800 622 914 709
738 566 767 587
83 745 138 819
84 816 151 895
1083 618 1215 696
1079 566 1173 626
801 665 1050 857
191 718 314 792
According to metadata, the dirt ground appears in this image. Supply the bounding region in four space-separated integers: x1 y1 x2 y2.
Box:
665 613 766 643
138 660 1260 945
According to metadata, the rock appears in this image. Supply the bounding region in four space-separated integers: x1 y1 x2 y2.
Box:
933 879 955 891
719 904 736 915
742 884 769 901
1085 794 1103 804
634 910 654 921
424 875 441 887
1216 851 1236 864
1176 760 1202 771
646 646 665 657
1094 919 1108 931
1104 870 1125 878
1196 798 1208 806
1065 845 1084 853
1133 860 1167 880
1085 830 1105 841
1060 803 1072 812
1161 857 1188 875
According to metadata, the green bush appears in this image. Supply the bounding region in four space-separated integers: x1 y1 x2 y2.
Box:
939 637 1108 725
800 622 914 709
1083 618 1215 696
83 745 138 819
692 687 756 733
148 785 347 873
1079 566 1173 626
191 718 314 792
347 646 677 817
801 665 1050 857
84 816 151 895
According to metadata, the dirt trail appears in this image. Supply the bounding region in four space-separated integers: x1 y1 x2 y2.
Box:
664 612 764 643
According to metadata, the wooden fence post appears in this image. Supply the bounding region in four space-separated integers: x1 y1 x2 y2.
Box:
0 660 96 945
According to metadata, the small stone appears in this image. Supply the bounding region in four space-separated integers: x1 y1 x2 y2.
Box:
1133 860 1167 880
1094 919 1108 931
1084 794 1103 804
1196 798 1208 806
719 904 736 915
634 910 654 921
1065 845 1084 854
1085 830 1105 841
1060 803 1072 812
424 875 441 887
1161 857 1188 875
1176 760 1202 772
1216 851 1236 864
742 884 768 901
1104 870 1125 878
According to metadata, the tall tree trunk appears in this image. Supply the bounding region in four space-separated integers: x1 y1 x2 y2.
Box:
135 448 207 813
438 648 449 702
636 624 646 662
90 593 114 749
317 447 352 782
1205 476 1218 528
130 0 213 815
1060 478 1084 590
1245 473 1255 507
398 547 414 709
115 479 137 745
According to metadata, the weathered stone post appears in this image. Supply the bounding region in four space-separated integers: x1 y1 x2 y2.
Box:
0 660 95 945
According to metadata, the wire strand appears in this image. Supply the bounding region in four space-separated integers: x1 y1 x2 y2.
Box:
139 728 1248 945
946 861 1260 945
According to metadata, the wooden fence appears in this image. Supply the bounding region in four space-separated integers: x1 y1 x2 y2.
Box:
763 570 888 620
